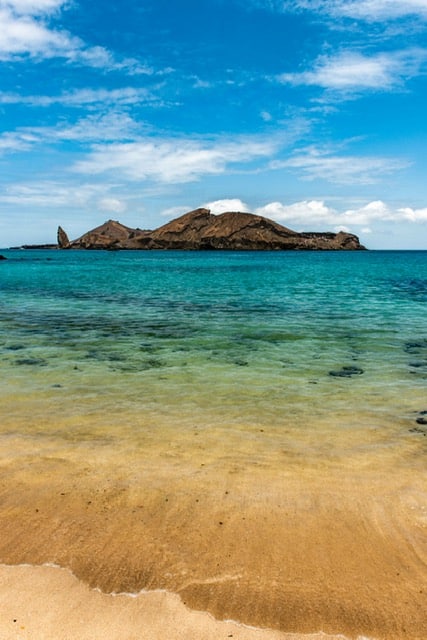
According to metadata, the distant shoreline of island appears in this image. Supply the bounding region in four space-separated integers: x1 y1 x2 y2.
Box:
12 207 367 251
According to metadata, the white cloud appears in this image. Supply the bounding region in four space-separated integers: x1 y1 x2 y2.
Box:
272 146 409 184
47 112 141 142
398 206 427 221
73 137 277 184
301 0 427 21
268 1 427 21
254 198 427 230
98 198 127 214
0 0 65 15
256 200 334 225
279 50 426 92
0 1 154 72
0 112 142 158
0 130 38 154
203 198 250 213
0 181 106 207
0 87 160 107
338 200 396 224
0 5 77 59
160 205 192 218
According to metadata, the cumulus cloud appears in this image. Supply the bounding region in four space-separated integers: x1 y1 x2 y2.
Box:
0 4 78 59
256 200 335 225
203 198 251 213
73 137 277 183
279 50 426 92
254 198 427 230
0 0 154 72
398 206 427 221
271 146 409 184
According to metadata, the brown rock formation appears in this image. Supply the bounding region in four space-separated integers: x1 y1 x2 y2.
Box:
63 208 366 251
69 220 149 250
57 226 70 249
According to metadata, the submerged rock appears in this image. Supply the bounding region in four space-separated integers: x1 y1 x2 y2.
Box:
329 365 364 378
14 357 47 366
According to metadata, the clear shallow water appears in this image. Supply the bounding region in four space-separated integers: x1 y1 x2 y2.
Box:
0 249 426 464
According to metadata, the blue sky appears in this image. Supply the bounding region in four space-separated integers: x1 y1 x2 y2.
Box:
1 0 427 248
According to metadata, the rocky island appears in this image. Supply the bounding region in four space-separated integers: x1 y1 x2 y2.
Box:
58 208 365 251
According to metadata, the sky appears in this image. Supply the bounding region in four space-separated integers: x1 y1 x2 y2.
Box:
0 0 427 248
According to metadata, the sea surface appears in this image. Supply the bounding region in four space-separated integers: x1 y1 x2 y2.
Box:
0 249 426 638
1 249 426 437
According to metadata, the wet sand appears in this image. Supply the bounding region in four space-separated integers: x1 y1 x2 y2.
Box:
0 564 354 640
0 409 426 640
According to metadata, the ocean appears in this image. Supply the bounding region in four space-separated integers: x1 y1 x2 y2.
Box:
0 248 426 639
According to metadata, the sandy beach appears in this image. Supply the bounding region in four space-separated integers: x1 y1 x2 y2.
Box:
0 414 426 640
0 564 354 640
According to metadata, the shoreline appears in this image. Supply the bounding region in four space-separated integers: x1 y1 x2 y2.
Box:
0 563 368 640
0 424 425 640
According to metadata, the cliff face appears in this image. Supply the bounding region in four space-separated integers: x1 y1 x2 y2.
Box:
63 208 366 251
69 220 150 250
57 226 70 249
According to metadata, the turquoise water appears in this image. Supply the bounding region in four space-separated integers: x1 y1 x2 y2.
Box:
0 249 426 459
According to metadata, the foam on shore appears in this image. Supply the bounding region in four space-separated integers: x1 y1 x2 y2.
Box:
0 563 374 640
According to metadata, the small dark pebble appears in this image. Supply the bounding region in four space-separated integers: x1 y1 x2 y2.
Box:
409 362 426 368
52 384 62 388
418 410 427 415
416 417 427 425
6 344 25 351
409 427 426 435
0 255 7 260
234 359 248 366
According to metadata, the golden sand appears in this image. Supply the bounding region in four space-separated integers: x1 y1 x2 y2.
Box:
0 410 426 640
0 563 357 640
